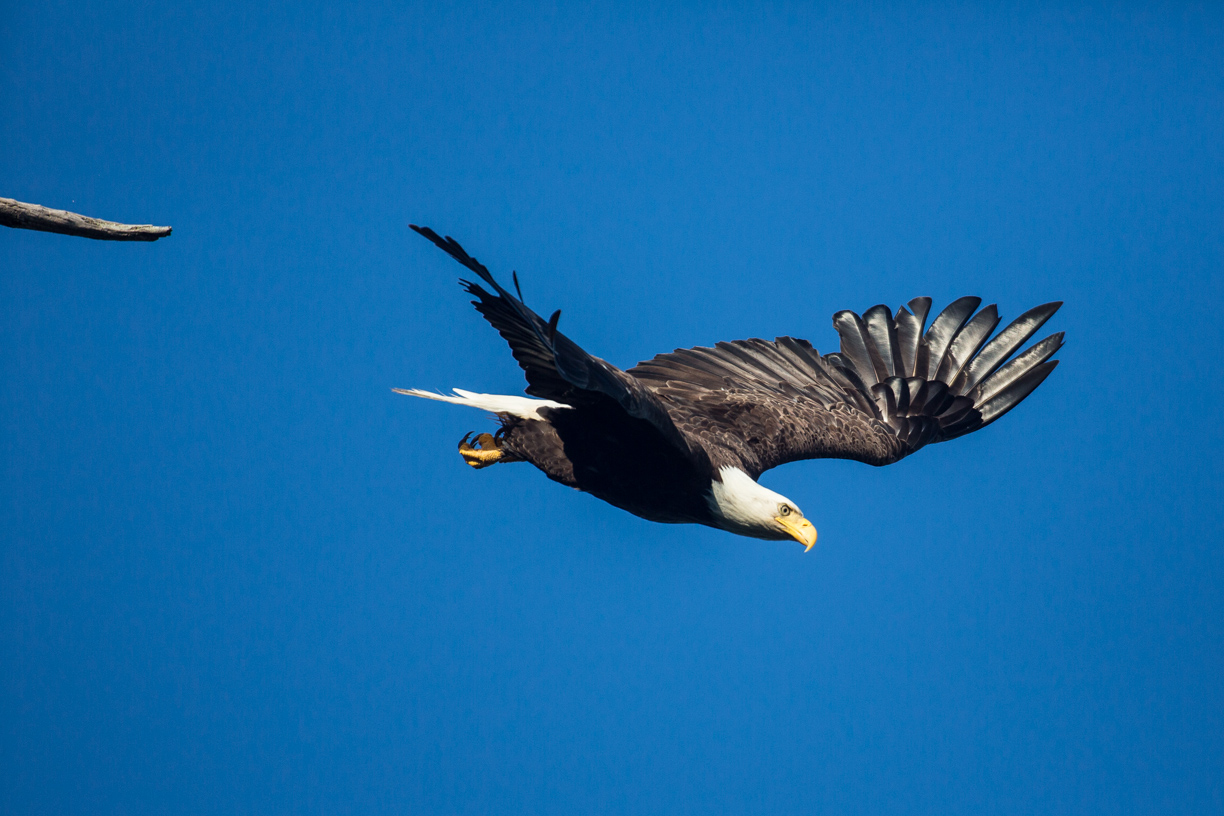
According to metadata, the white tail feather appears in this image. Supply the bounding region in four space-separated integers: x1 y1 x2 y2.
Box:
393 388 570 420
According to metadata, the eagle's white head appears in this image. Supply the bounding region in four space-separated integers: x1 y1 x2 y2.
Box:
706 467 817 550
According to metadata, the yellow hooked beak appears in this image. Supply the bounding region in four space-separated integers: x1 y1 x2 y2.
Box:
777 516 818 551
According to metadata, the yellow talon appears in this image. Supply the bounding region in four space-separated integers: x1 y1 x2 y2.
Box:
458 432 505 469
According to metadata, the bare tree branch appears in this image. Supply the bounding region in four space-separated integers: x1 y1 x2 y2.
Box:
0 197 172 242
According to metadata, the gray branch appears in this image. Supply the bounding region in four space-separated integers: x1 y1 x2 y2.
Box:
0 197 172 241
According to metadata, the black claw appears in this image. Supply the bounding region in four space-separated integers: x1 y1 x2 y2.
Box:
458 432 474 448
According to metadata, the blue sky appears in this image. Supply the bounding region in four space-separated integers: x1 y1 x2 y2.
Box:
3 2 1222 813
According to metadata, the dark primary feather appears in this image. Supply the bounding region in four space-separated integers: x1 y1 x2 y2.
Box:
923 297 981 380
901 297 933 377
958 302 1063 394
863 304 902 379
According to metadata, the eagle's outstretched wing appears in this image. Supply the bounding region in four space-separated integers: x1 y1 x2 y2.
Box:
629 297 1063 478
410 226 703 460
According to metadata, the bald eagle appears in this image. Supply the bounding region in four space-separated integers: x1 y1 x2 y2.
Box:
398 226 1063 550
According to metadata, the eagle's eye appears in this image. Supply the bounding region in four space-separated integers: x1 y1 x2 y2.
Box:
779 504 792 516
